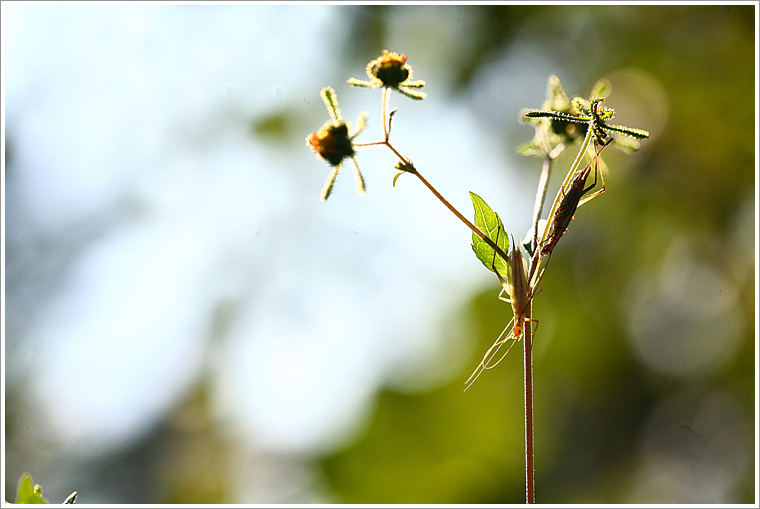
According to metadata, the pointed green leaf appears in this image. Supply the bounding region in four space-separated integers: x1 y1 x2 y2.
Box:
320 87 341 121
469 192 510 276
15 473 49 504
601 122 650 139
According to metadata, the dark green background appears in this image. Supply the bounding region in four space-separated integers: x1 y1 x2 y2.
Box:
317 4 756 504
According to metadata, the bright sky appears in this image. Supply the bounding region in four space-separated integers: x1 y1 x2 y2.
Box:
4 4 542 488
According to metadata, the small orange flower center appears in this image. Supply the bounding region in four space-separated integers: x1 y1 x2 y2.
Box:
307 122 354 166
369 50 410 88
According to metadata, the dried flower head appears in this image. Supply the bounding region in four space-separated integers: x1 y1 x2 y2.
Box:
348 50 426 100
306 87 368 200
307 121 354 167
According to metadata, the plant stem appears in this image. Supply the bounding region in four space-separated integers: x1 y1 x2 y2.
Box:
368 87 544 500
536 127 594 254
524 299 535 503
381 88 391 139
358 88 512 266
530 156 554 255
412 171 510 264
521 132 595 503
523 156 554 505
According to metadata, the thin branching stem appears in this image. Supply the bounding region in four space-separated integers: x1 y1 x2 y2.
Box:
530 156 554 254
381 88 391 140
356 88 512 266
315 64 648 505
405 120 592 506
411 171 509 264
359 85 600 506
527 126 594 288
537 127 593 252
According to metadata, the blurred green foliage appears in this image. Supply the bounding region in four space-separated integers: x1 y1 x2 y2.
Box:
318 4 755 504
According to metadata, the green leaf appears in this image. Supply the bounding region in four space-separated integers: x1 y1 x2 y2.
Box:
469 192 510 276
523 109 591 123
15 473 49 504
320 87 341 121
590 78 612 100
601 122 650 139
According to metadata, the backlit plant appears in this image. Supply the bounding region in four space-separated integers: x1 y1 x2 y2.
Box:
306 50 649 503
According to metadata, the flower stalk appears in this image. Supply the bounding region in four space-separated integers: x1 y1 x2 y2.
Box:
307 54 649 504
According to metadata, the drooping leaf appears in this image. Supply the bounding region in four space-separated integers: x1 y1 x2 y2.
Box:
469 192 510 276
